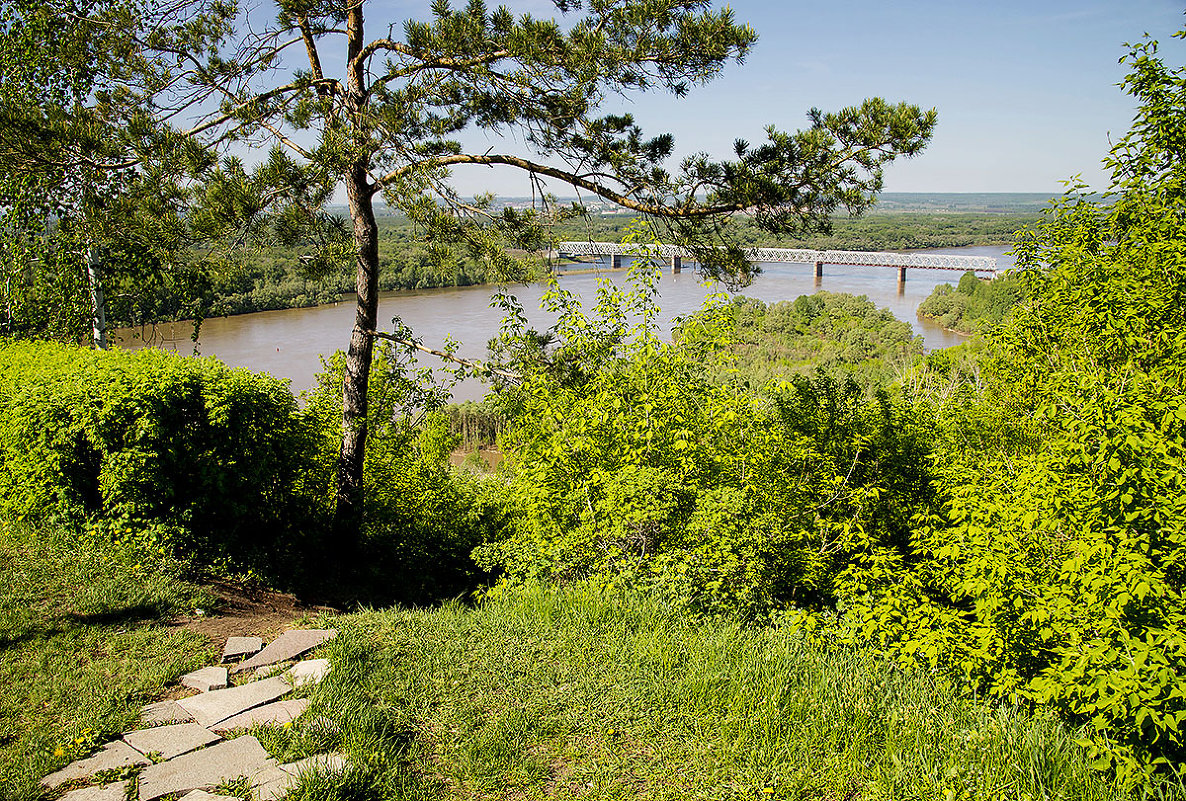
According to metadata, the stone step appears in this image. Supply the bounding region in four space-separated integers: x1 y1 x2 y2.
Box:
41 741 149 789
231 629 336 674
136 736 275 801
122 723 221 761
180 666 228 693
212 698 310 733
222 636 264 663
175 676 290 728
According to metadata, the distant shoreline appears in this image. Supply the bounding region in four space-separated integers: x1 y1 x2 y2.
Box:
351 192 1065 218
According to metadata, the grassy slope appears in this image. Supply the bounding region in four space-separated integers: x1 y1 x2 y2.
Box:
0 522 213 801
1 522 1130 801
315 586 1124 801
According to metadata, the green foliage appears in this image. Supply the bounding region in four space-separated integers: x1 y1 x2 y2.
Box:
0 339 316 573
0 520 211 800
479 227 934 615
0 0 229 343
442 398 507 450
677 291 923 388
916 270 1029 335
834 28 1186 789
318 583 1122 801
303 343 506 605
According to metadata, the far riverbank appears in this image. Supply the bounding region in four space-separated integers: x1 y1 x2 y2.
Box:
114 245 1011 401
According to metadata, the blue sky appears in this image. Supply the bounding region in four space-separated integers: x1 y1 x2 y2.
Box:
319 0 1185 197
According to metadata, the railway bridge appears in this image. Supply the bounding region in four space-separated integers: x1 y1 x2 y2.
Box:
556 242 997 282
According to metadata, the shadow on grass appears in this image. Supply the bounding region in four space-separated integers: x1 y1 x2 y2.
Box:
67 602 173 626
0 624 64 652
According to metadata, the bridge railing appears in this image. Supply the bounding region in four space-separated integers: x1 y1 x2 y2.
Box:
556 241 997 274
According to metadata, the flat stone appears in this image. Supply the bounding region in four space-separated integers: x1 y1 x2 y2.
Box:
282 752 348 776
136 736 275 801
122 723 221 760
180 666 228 692
254 663 288 679
175 676 290 728
212 698 310 733
41 740 149 788
60 784 129 801
179 791 241 801
288 658 330 687
222 636 264 663
252 753 349 799
232 629 336 674
139 700 195 725
251 764 296 801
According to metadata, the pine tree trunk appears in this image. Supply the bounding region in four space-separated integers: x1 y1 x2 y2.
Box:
335 0 375 540
335 161 379 535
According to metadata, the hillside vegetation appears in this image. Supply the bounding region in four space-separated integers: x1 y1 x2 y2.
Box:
4 20 1186 801
101 210 1036 328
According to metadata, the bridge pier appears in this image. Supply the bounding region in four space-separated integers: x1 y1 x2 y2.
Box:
671 256 682 274
814 261 823 278
898 266 907 283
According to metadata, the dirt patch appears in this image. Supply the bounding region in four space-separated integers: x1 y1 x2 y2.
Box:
172 579 338 648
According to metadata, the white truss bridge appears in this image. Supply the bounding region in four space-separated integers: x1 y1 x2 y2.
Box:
557 241 997 279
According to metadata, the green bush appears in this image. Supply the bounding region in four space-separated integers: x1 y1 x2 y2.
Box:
837 30 1186 786
676 291 923 389
477 246 935 616
0 339 317 571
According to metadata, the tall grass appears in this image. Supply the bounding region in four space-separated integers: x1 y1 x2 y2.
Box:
314 584 1127 800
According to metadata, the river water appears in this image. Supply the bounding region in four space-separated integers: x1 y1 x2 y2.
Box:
114 245 1014 400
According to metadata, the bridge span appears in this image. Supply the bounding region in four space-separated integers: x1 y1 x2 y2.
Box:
556 241 997 282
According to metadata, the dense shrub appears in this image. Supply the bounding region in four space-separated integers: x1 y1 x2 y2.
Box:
477 247 935 615
0 339 318 571
837 31 1186 787
676 291 923 389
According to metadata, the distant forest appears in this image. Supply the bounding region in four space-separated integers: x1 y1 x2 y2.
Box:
174 207 1038 324
359 192 1063 216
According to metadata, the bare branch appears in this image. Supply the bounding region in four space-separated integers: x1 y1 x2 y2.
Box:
365 330 521 381
367 48 513 87
378 153 744 218
182 79 340 138
297 14 326 82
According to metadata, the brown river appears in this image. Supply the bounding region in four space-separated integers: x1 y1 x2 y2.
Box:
114 245 1014 401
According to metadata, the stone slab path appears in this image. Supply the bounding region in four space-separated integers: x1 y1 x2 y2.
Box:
42 741 149 788
222 636 264 663
213 699 310 734
122 723 221 761
137 736 275 801
41 628 346 800
176 676 292 728
232 629 336 674
59 785 127 801
139 699 195 725
181 666 229 692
